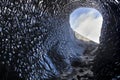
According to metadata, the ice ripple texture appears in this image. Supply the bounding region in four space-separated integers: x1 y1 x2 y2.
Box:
0 0 120 80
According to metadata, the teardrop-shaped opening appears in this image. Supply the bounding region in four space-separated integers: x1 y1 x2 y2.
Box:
69 7 103 43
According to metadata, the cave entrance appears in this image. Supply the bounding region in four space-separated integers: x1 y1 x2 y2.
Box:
69 7 103 43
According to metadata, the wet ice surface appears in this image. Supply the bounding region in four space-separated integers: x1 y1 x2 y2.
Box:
0 0 120 80
0 0 85 79
0 1 59 79
0 27 2 32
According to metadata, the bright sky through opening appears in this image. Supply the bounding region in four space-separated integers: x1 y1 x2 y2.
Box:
70 8 103 43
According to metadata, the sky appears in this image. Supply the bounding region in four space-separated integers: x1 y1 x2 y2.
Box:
69 7 103 43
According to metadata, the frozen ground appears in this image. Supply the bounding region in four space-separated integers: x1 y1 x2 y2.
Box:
59 32 98 80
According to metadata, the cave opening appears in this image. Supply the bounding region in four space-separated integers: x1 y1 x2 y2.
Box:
69 7 103 43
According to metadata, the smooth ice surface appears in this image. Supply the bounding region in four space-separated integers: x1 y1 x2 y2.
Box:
70 8 103 43
0 27 2 32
